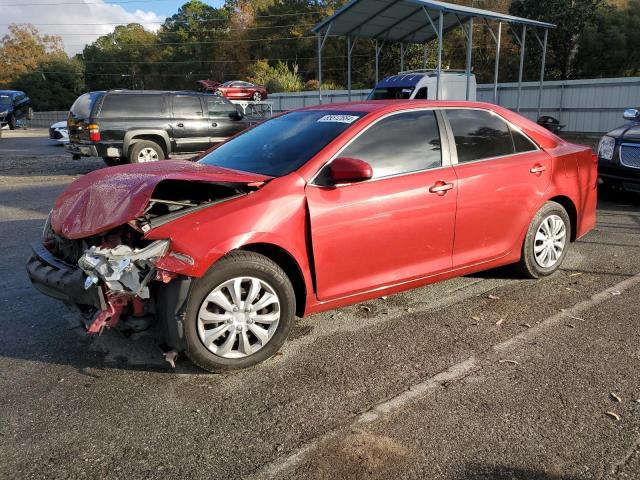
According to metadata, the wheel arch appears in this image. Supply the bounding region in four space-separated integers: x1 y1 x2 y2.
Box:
547 195 578 242
124 130 171 158
238 243 307 317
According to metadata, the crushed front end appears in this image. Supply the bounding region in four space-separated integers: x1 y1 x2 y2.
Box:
25 162 270 360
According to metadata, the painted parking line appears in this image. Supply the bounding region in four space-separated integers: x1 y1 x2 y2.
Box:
252 271 640 480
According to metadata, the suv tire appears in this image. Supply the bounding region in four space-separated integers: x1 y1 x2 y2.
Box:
8 115 16 130
183 251 296 373
518 201 571 278
128 140 165 163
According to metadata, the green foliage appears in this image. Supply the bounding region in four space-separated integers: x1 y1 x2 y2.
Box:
12 57 85 110
248 60 303 92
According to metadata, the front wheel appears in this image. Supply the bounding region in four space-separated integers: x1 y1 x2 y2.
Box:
183 251 296 372
518 201 571 278
8 115 16 130
252 91 262 101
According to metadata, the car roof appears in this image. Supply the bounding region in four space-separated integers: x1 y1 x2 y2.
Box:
299 100 562 149
0 90 22 96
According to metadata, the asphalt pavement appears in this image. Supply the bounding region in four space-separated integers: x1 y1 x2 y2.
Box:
0 130 639 480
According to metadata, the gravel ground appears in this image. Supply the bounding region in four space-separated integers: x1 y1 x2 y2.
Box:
0 130 639 480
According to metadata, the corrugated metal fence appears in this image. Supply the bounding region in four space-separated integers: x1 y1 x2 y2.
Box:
30 77 640 133
268 76 640 134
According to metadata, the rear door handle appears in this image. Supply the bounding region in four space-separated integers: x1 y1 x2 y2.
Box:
211 122 218 127
530 164 547 174
429 181 454 195
176 123 184 128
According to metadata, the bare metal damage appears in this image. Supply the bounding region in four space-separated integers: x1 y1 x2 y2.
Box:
78 240 170 299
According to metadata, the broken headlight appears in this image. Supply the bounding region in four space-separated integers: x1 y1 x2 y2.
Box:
78 239 170 299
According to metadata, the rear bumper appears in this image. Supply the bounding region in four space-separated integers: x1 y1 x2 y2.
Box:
26 242 102 309
65 143 98 157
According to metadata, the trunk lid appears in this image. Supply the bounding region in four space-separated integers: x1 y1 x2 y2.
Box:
50 160 271 239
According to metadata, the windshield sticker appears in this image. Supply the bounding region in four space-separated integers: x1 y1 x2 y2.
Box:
317 114 359 124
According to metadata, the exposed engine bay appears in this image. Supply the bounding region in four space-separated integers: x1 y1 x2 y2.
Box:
40 179 257 338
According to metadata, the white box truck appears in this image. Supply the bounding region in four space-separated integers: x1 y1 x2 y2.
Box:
367 69 476 101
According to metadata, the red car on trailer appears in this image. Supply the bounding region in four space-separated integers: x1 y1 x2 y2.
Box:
214 81 268 101
27 101 597 372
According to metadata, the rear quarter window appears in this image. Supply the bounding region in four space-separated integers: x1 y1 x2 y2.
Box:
70 92 104 119
100 94 168 118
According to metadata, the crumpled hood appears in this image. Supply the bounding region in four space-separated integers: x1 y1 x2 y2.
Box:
51 160 271 239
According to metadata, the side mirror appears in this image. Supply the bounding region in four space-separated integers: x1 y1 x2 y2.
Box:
623 108 640 121
229 110 244 121
329 157 373 184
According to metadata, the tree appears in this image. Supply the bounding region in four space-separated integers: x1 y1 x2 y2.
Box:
0 24 65 87
573 0 640 78
13 57 85 110
82 24 159 91
509 0 603 79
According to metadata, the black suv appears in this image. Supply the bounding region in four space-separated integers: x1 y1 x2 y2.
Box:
597 108 640 193
0 90 33 130
65 90 252 165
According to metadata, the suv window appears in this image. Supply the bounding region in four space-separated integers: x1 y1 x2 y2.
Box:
414 87 428 99
173 95 203 118
100 94 168 118
70 92 104 119
338 110 441 179
446 109 536 163
207 97 236 116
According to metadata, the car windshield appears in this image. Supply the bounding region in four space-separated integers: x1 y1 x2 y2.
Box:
0 96 11 106
368 87 414 100
198 110 366 177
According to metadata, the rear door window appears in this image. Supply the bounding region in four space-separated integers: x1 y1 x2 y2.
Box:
100 94 168 118
337 110 442 179
445 109 535 163
173 95 203 118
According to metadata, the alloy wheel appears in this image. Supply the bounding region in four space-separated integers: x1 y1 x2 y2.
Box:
197 276 281 359
137 147 159 162
533 214 567 268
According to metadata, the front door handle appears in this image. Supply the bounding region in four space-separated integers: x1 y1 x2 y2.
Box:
429 181 454 195
176 123 184 128
211 122 218 127
530 164 547 174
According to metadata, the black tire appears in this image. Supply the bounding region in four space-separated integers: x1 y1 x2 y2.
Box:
183 251 296 373
102 157 122 167
26 106 34 121
252 91 262 101
518 201 571 279
128 140 165 164
8 115 16 130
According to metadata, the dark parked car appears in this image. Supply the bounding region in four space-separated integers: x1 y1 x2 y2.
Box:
597 108 640 193
0 90 33 130
65 90 252 166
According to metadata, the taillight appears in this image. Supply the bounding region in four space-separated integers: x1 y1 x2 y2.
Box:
88 123 100 142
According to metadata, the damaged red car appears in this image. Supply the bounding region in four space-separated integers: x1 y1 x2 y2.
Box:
27 101 597 372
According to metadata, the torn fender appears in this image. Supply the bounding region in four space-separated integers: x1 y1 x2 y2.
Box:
50 160 271 239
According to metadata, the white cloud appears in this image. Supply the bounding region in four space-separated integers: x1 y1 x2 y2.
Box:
2 0 165 55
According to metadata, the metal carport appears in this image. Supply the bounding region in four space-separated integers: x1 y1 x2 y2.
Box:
312 0 555 116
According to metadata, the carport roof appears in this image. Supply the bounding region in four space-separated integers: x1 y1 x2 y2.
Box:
312 0 555 43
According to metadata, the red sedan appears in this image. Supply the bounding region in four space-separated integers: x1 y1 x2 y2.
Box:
215 81 268 101
27 101 597 372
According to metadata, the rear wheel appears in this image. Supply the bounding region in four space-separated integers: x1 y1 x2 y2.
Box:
128 140 165 163
518 201 571 278
183 251 296 373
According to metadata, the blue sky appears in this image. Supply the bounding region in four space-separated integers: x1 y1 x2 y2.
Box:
2 0 228 55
